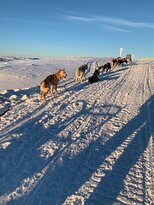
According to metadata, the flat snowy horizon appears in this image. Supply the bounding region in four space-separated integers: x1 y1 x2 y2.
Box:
0 57 153 205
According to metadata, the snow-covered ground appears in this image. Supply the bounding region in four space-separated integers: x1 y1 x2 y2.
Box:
0 57 153 205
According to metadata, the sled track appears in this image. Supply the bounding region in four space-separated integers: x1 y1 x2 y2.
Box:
23 77 126 205
63 64 154 205
144 66 154 203
0 62 153 205
63 66 137 204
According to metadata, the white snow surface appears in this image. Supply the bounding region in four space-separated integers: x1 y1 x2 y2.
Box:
0 57 153 205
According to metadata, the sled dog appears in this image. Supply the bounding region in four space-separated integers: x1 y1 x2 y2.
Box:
75 64 88 82
88 69 100 83
40 68 67 100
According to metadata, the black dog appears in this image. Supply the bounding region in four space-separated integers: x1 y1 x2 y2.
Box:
102 62 111 72
96 62 111 73
88 70 100 83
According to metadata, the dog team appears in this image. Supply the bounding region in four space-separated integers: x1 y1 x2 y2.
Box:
40 57 129 100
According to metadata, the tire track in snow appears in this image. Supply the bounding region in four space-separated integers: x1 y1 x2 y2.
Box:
0 64 137 205
63 64 153 205
0 77 95 204
63 66 136 204
0 97 96 204
0 62 153 205
5 66 125 204
142 66 154 204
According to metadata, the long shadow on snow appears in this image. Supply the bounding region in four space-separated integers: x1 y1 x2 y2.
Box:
0 64 129 202
97 66 129 82
84 95 154 205
0 99 88 179
0 100 98 199
10 104 121 205
0 101 121 205
0 99 50 135
0 66 133 204
54 96 153 205
25 96 153 205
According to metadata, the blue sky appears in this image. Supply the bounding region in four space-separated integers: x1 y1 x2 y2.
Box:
1 0 154 58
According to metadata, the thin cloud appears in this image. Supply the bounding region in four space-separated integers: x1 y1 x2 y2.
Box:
105 26 132 33
65 14 154 30
66 15 93 22
98 16 154 29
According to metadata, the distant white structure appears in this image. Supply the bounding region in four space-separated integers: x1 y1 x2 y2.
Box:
120 48 123 57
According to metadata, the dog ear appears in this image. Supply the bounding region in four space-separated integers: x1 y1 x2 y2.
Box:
60 68 65 71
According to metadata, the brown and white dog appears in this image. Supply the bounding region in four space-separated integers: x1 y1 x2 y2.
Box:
40 68 67 100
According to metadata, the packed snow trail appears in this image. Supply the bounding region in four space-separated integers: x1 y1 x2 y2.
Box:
0 60 153 205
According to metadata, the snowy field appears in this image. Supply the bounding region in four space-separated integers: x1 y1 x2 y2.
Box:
0 57 153 205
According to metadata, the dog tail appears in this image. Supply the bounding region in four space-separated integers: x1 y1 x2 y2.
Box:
40 81 49 94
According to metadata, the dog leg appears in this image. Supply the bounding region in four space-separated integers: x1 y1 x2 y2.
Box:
51 85 56 94
43 93 47 101
40 91 44 101
54 84 57 92
42 88 49 101
51 86 54 94
40 92 45 101
40 92 42 100
75 75 78 82
80 73 84 82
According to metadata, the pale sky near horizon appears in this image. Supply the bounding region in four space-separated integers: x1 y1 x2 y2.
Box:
1 0 154 58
